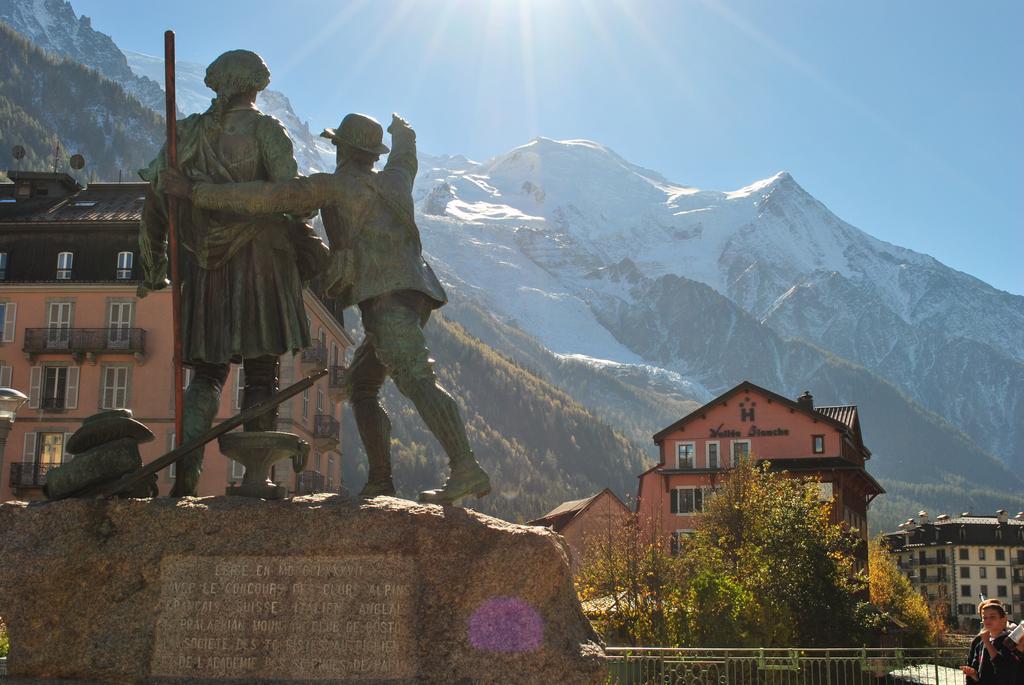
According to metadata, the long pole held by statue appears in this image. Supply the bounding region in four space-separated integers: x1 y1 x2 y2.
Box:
164 30 184 446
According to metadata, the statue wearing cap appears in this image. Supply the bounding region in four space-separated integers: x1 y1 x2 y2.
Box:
138 49 328 497
162 112 491 505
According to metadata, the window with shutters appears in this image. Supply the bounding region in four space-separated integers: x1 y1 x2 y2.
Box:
36 432 66 466
302 387 309 419
234 367 245 410
33 365 79 410
116 251 133 280
107 301 133 348
670 530 694 555
0 302 16 342
167 431 177 480
46 301 73 349
0 361 11 388
670 487 705 515
327 456 335 490
317 387 324 414
101 366 130 409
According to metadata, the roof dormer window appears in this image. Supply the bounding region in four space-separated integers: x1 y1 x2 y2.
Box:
116 251 133 280
56 252 73 280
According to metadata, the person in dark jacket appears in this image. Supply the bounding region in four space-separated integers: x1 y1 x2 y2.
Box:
962 600 1018 685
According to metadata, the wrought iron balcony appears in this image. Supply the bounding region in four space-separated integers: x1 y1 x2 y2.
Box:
9 461 59 488
313 414 340 450
301 344 327 370
329 365 347 389
24 328 146 359
40 396 67 411
295 471 326 495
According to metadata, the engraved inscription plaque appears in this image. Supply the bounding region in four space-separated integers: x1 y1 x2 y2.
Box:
151 556 417 681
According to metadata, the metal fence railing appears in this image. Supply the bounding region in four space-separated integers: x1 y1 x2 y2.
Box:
604 647 967 685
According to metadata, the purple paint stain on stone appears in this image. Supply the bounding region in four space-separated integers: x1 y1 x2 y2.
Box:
468 596 544 653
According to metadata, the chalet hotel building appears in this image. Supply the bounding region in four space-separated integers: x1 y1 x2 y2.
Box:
637 381 884 565
0 171 353 501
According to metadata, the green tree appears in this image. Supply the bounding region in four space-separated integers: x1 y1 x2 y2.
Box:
678 457 869 647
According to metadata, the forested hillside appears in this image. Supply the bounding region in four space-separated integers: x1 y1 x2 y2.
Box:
0 23 161 180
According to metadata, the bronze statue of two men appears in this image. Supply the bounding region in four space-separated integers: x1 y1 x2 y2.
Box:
141 49 491 505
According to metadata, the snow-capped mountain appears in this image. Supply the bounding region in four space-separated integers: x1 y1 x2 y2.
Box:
411 138 1024 470
122 51 335 175
0 0 165 112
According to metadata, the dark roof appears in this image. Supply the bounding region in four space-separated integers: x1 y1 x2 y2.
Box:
0 181 146 224
653 380 855 444
528 488 629 531
884 516 1024 550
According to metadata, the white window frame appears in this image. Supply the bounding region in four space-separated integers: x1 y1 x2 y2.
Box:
676 441 695 469
234 367 245 410
116 251 134 280
0 361 11 387
36 364 79 410
0 302 15 342
46 301 73 349
706 441 720 469
731 439 751 462
101 365 130 409
107 301 133 348
167 431 177 480
812 434 825 454
56 251 73 279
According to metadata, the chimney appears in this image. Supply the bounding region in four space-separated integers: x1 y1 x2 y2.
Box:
997 510 1009 524
918 510 929 525
797 391 814 410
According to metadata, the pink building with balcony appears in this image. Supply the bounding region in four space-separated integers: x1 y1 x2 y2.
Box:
0 171 353 501
636 380 883 565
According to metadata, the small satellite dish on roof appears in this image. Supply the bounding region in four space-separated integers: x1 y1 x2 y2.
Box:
11 145 25 161
69 154 86 170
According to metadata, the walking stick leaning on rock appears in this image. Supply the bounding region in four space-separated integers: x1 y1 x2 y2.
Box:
94 369 327 499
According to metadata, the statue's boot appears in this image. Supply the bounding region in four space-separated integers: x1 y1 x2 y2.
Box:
353 396 396 498
169 367 226 497
418 456 491 505
400 380 491 504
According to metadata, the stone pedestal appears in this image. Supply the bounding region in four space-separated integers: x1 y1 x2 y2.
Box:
0 495 606 685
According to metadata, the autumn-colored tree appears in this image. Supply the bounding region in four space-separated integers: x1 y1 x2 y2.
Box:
576 457 872 647
677 457 868 646
575 514 681 646
867 536 940 646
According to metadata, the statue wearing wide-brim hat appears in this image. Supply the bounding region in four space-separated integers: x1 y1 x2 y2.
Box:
321 113 391 155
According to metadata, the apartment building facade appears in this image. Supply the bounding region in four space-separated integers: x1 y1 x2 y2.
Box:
637 380 884 566
884 510 1024 627
0 171 353 501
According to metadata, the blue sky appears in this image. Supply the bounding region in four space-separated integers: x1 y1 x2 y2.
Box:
72 0 1023 295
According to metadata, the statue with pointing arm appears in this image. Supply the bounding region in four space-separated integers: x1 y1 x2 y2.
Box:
162 112 492 506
